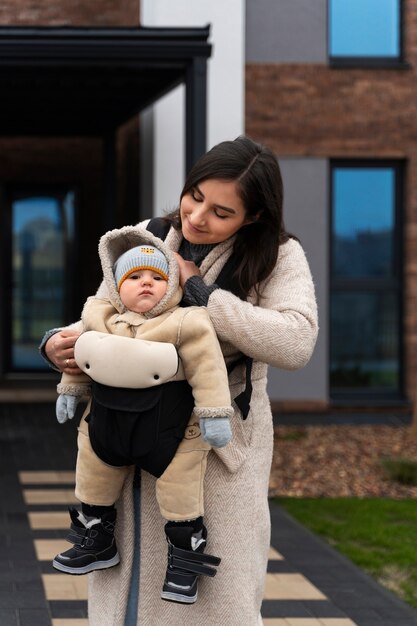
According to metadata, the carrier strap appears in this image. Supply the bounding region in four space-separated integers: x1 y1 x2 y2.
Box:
227 355 253 420
146 217 171 241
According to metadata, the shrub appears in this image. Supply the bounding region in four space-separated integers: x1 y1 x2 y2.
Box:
381 457 417 486
276 429 307 442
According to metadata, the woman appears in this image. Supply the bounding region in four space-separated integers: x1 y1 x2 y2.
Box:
43 135 318 625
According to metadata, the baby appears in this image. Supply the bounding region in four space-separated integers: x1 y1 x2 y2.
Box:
52 225 233 605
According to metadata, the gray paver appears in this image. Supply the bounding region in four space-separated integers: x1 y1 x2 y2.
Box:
19 609 53 626
0 609 18 626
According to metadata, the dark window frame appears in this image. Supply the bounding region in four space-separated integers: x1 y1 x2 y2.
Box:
328 0 406 69
0 184 79 378
329 159 405 401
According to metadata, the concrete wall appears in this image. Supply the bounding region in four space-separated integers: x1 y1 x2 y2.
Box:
246 0 327 63
267 158 328 403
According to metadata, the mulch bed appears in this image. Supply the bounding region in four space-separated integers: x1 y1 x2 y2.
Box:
269 424 417 498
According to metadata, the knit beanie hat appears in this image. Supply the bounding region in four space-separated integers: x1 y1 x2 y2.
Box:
114 245 169 290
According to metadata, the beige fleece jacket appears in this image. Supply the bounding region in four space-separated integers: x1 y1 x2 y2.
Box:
57 225 233 420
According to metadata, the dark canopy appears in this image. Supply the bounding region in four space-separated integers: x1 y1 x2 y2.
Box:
0 25 211 166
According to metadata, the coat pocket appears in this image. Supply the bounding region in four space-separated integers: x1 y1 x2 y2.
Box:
213 383 254 473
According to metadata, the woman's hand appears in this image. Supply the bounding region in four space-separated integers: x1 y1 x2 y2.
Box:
174 252 201 288
45 329 82 374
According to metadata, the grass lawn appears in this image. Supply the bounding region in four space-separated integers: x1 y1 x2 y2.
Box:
276 497 417 610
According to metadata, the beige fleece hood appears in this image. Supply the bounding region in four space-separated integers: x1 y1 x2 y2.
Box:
98 224 182 318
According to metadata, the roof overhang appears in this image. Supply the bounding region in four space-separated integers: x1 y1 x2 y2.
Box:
0 26 211 136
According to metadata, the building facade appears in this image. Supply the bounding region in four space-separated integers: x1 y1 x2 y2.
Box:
0 0 413 411
246 0 410 409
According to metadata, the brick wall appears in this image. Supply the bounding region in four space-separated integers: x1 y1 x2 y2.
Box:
246 65 411 158
245 0 417 401
0 0 138 26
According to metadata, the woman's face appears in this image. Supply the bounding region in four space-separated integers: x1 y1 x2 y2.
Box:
180 178 250 245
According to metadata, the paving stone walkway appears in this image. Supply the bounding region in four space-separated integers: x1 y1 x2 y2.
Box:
1 403 417 626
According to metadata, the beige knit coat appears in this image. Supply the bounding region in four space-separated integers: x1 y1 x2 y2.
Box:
87 222 318 626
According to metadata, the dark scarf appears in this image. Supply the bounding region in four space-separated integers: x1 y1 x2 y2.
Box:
178 239 216 267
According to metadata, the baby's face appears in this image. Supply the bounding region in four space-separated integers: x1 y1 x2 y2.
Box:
119 269 168 313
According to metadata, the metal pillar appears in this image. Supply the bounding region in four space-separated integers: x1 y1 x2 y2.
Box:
103 130 117 232
185 56 208 174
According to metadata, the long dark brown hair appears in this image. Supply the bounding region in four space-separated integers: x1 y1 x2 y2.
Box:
163 135 291 296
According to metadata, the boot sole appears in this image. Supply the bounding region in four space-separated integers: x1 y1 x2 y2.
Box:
161 590 198 604
52 553 120 575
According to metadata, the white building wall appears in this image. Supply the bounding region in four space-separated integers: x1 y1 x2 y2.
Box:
140 0 245 216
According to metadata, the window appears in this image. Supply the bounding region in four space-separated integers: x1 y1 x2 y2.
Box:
2 188 76 372
330 162 403 398
329 0 402 65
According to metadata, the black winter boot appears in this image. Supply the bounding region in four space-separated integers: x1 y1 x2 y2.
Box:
161 518 220 604
52 507 120 575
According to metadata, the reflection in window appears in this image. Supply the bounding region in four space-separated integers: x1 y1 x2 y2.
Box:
330 163 401 395
12 192 75 370
329 0 401 59
333 168 394 278
331 292 398 389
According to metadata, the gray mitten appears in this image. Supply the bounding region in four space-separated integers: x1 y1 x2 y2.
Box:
200 417 232 448
56 395 80 424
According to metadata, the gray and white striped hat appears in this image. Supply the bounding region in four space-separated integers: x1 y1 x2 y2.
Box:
113 245 169 290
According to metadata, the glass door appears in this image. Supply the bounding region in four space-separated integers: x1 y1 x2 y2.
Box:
4 188 76 372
